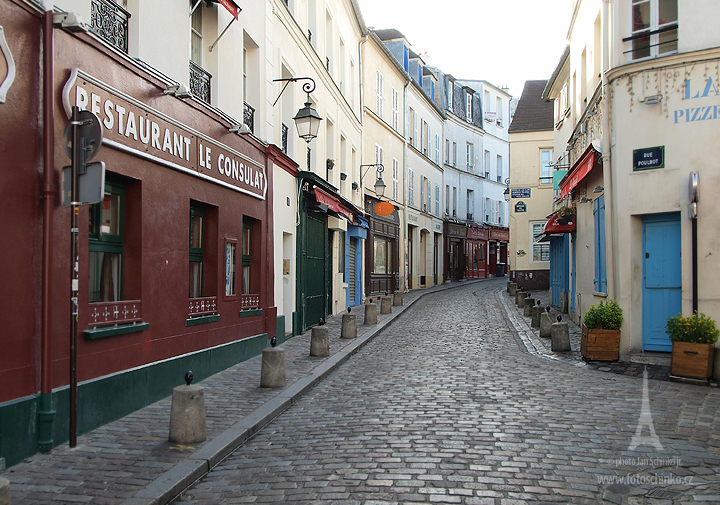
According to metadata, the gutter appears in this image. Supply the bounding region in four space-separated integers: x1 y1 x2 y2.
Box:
602 0 616 300
39 0 56 453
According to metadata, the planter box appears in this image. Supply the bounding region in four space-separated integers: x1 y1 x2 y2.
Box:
671 341 715 380
581 325 620 361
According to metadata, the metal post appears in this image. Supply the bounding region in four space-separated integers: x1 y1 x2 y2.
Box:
69 106 80 448
692 215 698 314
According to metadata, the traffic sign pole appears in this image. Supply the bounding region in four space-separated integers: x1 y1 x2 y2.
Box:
69 105 80 448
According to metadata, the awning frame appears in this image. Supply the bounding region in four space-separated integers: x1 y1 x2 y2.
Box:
559 143 601 199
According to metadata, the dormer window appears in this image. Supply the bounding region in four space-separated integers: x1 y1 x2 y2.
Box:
466 91 472 121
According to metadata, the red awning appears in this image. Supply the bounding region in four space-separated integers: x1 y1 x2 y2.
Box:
313 188 354 221
217 0 241 20
542 214 576 235
559 144 600 199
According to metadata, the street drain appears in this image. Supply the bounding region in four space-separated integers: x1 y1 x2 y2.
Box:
644 489 683 499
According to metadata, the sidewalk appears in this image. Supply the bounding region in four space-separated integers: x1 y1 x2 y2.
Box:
5 279 484 505
496 286 671 381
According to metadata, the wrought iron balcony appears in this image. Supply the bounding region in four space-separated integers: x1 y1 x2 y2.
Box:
243 102 255 134
281 123 289 154
189 60 211 104
90 0 131 53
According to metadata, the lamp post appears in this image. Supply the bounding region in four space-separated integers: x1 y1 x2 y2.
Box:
359 163 386 198
273 77 322 143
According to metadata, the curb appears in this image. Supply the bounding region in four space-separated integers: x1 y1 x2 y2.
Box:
122 279 486 505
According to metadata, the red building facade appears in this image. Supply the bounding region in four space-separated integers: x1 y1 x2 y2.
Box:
0 0 275 466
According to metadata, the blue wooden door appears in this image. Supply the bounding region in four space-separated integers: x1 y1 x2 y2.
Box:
550 235 569 308
642 213 682 352
571 233 576 313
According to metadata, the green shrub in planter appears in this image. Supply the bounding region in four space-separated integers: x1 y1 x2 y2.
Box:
583 300 623 330
666 312 719 344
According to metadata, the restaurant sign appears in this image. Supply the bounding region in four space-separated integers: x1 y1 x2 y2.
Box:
62 69 266 199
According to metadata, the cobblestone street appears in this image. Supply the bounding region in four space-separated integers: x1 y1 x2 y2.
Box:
174 279 720 504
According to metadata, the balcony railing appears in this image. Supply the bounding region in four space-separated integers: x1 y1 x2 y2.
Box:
243 102 255 134
281 123 289 154
189 61 211 104
90 0 131 53
240 294 260 310
89 300 142 328
189 296 217 318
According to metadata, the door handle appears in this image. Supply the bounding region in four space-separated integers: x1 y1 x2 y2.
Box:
646 253 649 258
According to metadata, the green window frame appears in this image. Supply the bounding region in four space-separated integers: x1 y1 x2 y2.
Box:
190 205 205 298
89 181 125 303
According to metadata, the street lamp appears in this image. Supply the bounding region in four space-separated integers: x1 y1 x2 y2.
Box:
503 178 510 202
359 163 386 198
273 77 322 143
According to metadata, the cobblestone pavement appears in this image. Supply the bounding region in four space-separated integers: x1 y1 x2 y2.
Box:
500 289 671 382
3 281 458 505
175 279 720 504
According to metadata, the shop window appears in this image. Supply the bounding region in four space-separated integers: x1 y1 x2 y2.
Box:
89 181 125 302
373 236 390 274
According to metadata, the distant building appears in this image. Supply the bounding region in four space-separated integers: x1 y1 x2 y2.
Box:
508 80 555 291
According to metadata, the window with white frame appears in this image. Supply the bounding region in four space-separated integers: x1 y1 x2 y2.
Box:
420 176 426 211
541 149 553 183
484 150 490 178
467 189 474 221
466 91 472 121
448 81 453 109
445 185 450 214
375 144 383 168
392 158 399 202
408 108 415 146
445 139 450 164
392 87 399 130
435 134 440 165
435 185 440 218
496 97 503 126
628 0 678 61
408 168 414 207
427 178 431 215
190 0 203 67
496 155 503 182
531 222 550 262
453 142 457 167
376 70 384 117
466 143 474 170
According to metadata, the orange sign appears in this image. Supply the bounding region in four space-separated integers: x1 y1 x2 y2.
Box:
374 201 394 216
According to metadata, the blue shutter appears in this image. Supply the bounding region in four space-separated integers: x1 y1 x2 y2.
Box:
594 195 607 293
403 47 409 72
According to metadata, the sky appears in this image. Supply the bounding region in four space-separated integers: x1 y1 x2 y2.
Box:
356 0 571 99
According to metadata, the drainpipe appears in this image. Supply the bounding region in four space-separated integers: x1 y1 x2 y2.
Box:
38 0 56 453
402 78 410 291
601 0 616 300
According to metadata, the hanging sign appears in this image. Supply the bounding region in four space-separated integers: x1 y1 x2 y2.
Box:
374 201 394 216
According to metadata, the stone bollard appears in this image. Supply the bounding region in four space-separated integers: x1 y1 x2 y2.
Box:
310 325 330 357
364 302 378 325
169 384 206 444
531 305 542 328
539 312 553 338
380 296 392 314
516 290 528 308
551 321 571 352
260 347 286 388
393 291 403 306
508 282 517 297
0 477 9 505
523 297 535 317
341 313 357 339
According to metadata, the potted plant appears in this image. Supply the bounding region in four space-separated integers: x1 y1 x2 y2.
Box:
667 312 719 380
556 206 576 225
581 300 623 361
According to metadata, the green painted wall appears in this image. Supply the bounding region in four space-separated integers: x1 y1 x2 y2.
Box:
0 333 268 468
